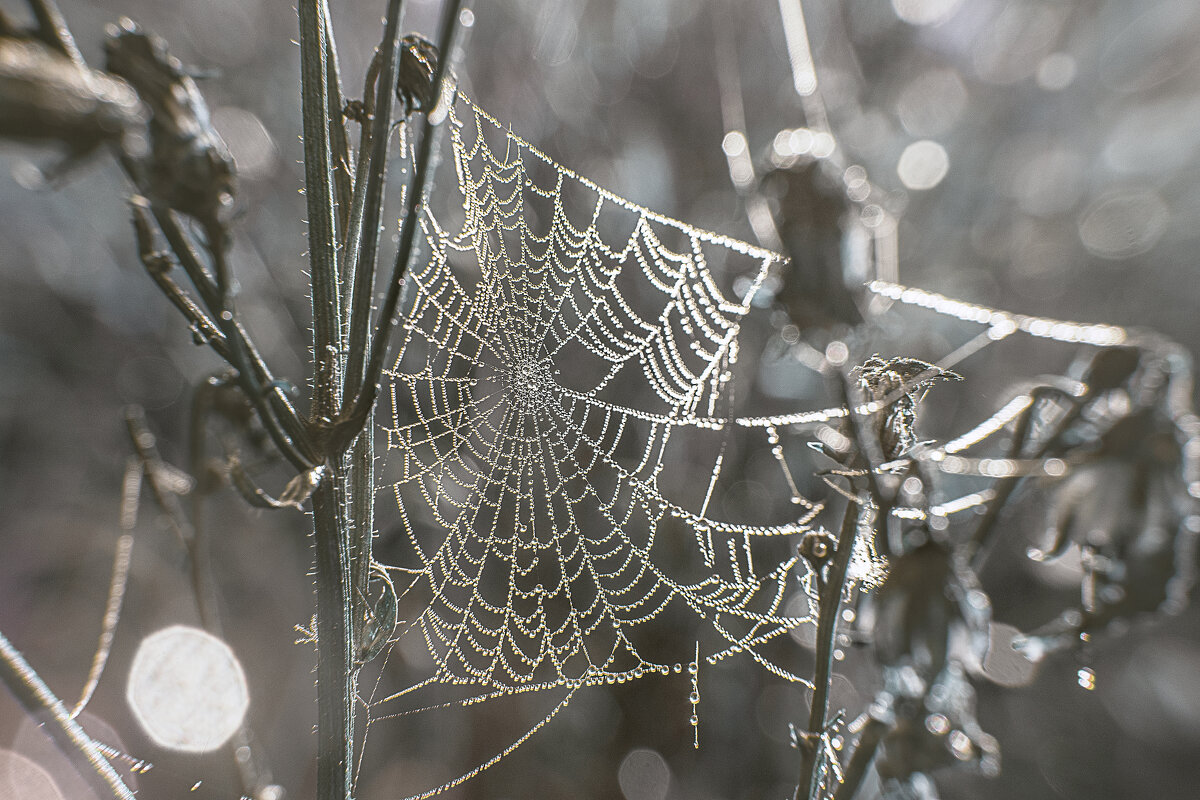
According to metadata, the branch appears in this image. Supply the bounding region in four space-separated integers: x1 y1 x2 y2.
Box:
967 385 1080 569
334 0 467 453
323 4 354 241
143 205 317 470
27 0 86 68
299 0 344 424
794 499 861 800
0 630 136 800
343 0 406 405
831 716 889 800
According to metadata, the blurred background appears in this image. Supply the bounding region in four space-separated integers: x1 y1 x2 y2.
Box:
2 0 1200 799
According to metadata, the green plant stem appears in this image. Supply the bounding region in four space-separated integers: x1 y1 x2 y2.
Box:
323 4 353 241
338 1 404 638
795 499 861 800
0 629 136 800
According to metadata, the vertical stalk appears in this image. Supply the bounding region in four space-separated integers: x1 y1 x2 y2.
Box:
310 474 354 800
299 2 353 799
338 0 466 444
299 0 344 423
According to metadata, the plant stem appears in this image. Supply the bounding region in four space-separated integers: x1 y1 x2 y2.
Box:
0 629 136 800
323 4 353 241
795 499 861 800
967 385 1079 569
336 0 466 451
299 4 357 799
831 716 889 800
299 0 344 424
343 0 405 405
311 473 354 800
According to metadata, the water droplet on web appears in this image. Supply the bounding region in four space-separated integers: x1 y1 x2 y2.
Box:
1077 666 1097 690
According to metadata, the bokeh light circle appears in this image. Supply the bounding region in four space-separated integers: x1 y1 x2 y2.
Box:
618 748 670 800
897 140 950 190
126 625 249 752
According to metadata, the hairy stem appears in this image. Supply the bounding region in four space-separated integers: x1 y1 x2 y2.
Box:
0 630 135 800
310 473 354 800
300 0 344 424
299 3 355 799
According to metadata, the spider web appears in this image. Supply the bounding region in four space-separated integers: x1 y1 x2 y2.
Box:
381 94 814 690
362 92 1154 798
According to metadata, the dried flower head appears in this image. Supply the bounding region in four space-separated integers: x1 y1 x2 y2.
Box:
856 356 961 461
105 18 235 230
395 34 439 117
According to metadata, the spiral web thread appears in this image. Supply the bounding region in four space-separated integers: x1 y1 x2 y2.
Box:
361 93 1172 798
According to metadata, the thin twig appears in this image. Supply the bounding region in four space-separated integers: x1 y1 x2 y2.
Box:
0 630 136 800
323 3 354 241
795 499 861 800
967 385 1080 569
130 406 278 795
337 3 406 657
343 0 406 405
831 716 889 800
148 207 316 470
71 459 139 719
334 0 467 453
27 0 86 68
131 198 231 359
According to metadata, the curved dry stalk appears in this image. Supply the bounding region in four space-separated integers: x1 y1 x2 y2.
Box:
0 630 136 800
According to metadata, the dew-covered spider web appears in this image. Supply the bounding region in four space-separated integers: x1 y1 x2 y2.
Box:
357 92 1162 798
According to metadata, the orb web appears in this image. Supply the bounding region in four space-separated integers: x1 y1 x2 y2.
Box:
362 92 1174 799
380 94 814 694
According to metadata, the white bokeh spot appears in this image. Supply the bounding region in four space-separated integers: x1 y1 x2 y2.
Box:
891 0 964 26
897 140 950 190
126 625 249 753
